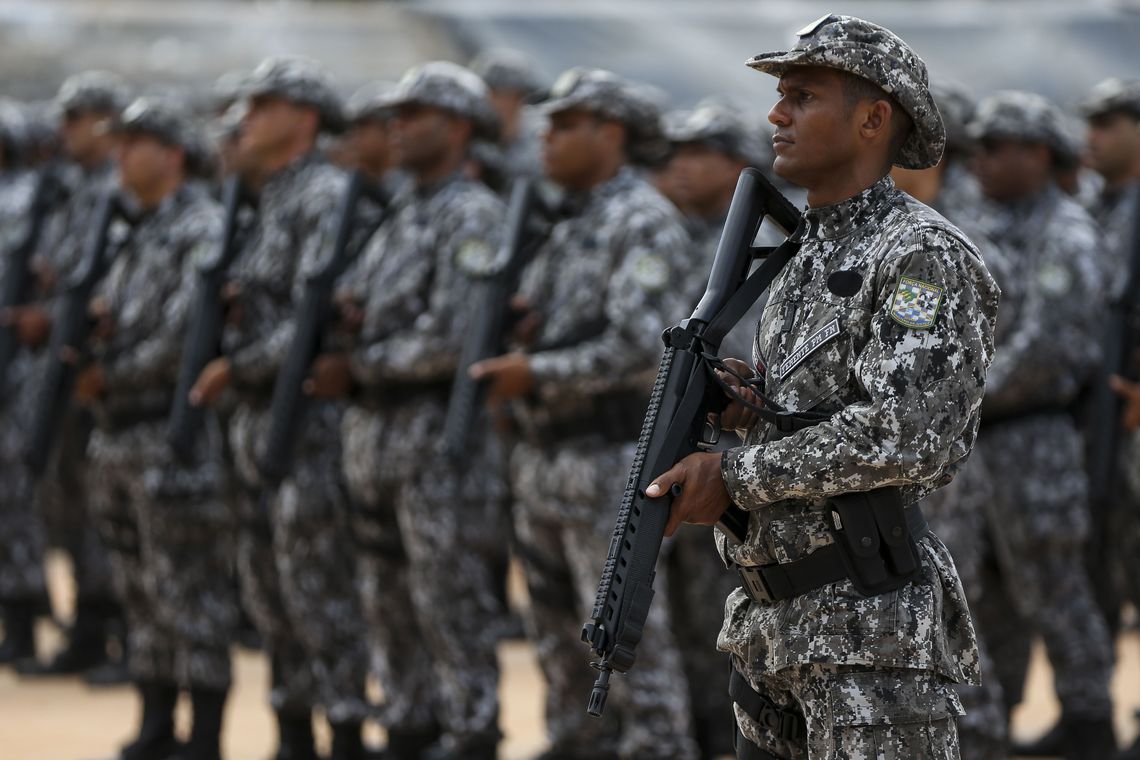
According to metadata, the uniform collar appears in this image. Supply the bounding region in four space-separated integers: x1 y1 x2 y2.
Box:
802 174 896 241
562 165 638 215
262 150 323 195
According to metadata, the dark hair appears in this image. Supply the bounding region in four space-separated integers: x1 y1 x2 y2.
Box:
837 71 913 162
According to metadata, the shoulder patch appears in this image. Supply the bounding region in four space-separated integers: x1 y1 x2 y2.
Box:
456 238 498 276
889 276 943 330
1037 262 1072 296
631 254 669 293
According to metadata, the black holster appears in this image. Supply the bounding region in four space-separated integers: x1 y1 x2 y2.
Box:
826 487 924 597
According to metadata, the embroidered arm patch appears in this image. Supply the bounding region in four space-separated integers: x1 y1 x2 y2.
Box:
889 276 943 329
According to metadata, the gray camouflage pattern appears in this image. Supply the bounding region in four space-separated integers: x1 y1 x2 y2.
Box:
338 170 510 748
715 175 996 750
510 167 699 759
470 48 544 98
969 183 1115 719
1080 77 1140 119
746 14 945 169
222 151 369 721
56 70 130 115
383 61 499 141
665 98 771 168
241 56 345 133
967 90 1073 159
87 183 236 689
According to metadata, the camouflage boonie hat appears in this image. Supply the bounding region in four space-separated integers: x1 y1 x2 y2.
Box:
665 99 770 167
1080 78 1140 120
470 48 543 99
346 81 397 124
114 97 214 177
967 90 1073 159
384 61 499 141
930 83 976 155
57 70 131 115
241 56 346 133
542 68 668 165
745 13 945 170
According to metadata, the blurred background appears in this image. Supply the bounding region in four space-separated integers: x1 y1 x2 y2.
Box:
2 1 1140 758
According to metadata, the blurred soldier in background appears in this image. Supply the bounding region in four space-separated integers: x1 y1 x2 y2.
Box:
187 57 371 760
967 90 1117 759
314 60 509 760
470 48 546 183
471 67 700 760
15 71 131 681
79 98 237 760
340 81 405 193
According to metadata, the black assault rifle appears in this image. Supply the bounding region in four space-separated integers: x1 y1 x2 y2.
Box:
0 165 67 396
581 168 803 716
166 176 249 460
25 189 130 477
257 171 388 485
438 176 552 459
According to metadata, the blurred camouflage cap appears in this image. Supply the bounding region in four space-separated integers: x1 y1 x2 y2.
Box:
745 13 945 170
967 90 1072 158
385 61 499 140
470 48 543 99
114 97 214 176
0 99 28 160
56 70 131 115
930 82 975 155
1080 78 1140 119
542 68 668 165
241 56 345 133
346 81 397 124
665 99 770 166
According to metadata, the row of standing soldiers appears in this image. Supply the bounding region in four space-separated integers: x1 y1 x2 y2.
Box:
0 46 1139 760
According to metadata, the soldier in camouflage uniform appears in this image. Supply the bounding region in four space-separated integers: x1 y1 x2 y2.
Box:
73 98 236 760
471 68 700 760
658 99 774 759
13 71 130 679
311 60 508 760
649 16 998 759
966 91 1116 758
892 86 1012 760
470 48 546 183
0 99 49 666
187 57 371 760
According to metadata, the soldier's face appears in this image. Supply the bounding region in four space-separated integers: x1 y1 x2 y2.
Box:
389 104 461 173
116 133 179 198
349 119 392 170
670 143 745 215
973 138 1051 201
767 67 860 189
239 95 313 165
61 108 114 163
1086 111 1140 180
542 109 611 189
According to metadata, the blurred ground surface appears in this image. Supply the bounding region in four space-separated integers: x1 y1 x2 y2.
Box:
0 552 1138 759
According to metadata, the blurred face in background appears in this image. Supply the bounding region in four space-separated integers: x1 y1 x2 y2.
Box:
542 108 622 190
670 142 746 218
1086 111 1140 187
973 137 1052 202
389 103 467 176
239 94 317 169
116 132 182 206
348 117 394 176
489 88 526 142
61 108 117 167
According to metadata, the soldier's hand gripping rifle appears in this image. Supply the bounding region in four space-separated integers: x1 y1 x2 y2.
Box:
438 176 551 459
25 189 130 478
0 165 67 395
581 168 803 717
166 176 249 460
257 171 388 485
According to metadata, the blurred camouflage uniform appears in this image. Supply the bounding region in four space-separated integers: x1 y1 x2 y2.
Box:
966 91 1115 738
717 17 996 758
471 48 546 182
508 68 699 760
337 62 509 757
221 58 369 729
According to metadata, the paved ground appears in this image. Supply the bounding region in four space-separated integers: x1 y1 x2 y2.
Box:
1 553 1138 760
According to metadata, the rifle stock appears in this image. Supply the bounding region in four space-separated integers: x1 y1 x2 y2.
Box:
166 176 249 460
581 168 800 717
257 171 388 485
25 189 128 478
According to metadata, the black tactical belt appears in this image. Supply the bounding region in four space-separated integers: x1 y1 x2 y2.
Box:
523 390 646 446
736 504 928 606
352 381 451 411
730 667 803 759
979 405 1070 431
